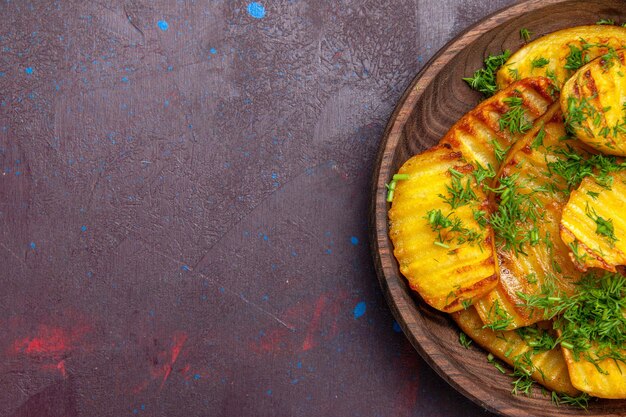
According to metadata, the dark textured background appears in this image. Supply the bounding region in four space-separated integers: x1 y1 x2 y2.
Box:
0 0 517 415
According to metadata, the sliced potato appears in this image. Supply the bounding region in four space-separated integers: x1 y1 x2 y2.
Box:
497 25 626 89
560 172 626 272
452 307 579 396
441 77 557 170
475 104 584 329
388 145 497 312
561 49 626 155
561 342 626 398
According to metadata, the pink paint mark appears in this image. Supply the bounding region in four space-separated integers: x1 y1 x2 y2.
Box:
158 332 187 389
57 360 67 377
249 290 348 354
301 295 327 351
10 324 90 358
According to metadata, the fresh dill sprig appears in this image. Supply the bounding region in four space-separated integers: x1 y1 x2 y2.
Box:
439 169 478 209
585 203 618 244
483 299 514 331
519 28 532 42
499 96 532 134
531 56 550 69
487 353 507 374
459 332 472 349
596 18 616 25
547 145 626 191
485 174 540 254
386 173 410 202
463 50 512 97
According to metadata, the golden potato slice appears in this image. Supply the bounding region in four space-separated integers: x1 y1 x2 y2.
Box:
561 49 626 155
554 272 626 398
452 307 579 396
441 77 557 170
496 25 626 89
560 172 626 272
475 104 584 330
561 344 626 399
388 145 497 312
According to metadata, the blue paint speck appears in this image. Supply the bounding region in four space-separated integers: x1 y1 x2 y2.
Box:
157 20 169 31
121 76 129 83
194 374 201 380
81 225 87 232
353 301 366 319
164 99 169 108
350 236 359 245
140 404 145 411
296 361 302 369
29 242 36 249
86 271 93 278
247 2 265 18
262 294 269 302
325 248 332 255
0 72 5 77
210 48 217 54
393 321 402 333
133 409 138 415
219 287 225 294
24 67 33 74
181 265 190 272
266 389 272 396
15 171 21 176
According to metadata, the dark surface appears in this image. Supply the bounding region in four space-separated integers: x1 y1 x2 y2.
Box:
0 1 518 416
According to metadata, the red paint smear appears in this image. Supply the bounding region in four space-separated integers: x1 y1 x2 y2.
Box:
249 290 348 354
11 324 90 358
301 295 327 351
148 332 188 389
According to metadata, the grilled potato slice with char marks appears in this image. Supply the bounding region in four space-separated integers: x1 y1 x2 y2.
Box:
441 77 557 171
475 104 584 330
388 145 497 313
560 171 626 272
497 25 626 89
452 307 579 396
561 342 626 399
561 49 626 155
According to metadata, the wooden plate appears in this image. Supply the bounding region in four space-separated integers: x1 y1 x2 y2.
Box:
370 1 626 415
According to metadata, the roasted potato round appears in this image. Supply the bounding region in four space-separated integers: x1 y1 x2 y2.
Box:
561 49 626 155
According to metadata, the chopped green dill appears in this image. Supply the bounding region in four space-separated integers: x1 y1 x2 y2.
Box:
551 391 590 410
459 331 472 348
485 174 540 254
547 145 626 191
463 50 512 97
520 272 626 368
386 174 410 202
568 241 588 265
483 299 514 331
545 69 560 92
473 208 488 228
596 18 616 25
490 140 510 163
499 96 532 134
487 353 507 374
586 190 600 200
439 169 478 209
531 56 550 69
424 209 483 248
461 298 473 310
507 67 520 81
585 203 617 244
519 28 532 42
516 327 556 351
530 126 546 150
